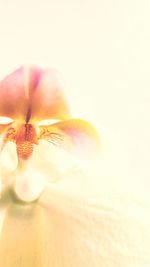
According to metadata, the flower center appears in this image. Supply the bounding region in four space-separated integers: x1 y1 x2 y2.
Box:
16 124 37 160
17 141 34 160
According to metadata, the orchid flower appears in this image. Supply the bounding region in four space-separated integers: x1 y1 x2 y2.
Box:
0 66 99 165
0 67 149 267
0 66 100 202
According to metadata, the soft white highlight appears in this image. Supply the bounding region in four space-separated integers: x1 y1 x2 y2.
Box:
14 168 46 202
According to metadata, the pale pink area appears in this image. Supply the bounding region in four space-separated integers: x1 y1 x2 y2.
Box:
0 66 70 123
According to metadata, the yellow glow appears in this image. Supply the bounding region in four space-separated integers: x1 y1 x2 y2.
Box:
0 209 6 239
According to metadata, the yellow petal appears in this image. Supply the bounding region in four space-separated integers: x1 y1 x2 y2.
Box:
38 119 100 160
0 198 45 267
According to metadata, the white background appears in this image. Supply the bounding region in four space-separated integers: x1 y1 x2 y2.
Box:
0 0 149 187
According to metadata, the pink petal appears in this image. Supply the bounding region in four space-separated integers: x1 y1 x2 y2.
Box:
0 66 70 123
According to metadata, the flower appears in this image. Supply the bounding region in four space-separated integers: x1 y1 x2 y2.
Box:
0 65 100 202
0 67 150 267
0 65 99 164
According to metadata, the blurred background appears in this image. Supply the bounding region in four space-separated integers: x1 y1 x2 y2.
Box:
0 0 149 188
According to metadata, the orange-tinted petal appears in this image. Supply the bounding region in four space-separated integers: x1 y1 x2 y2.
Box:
0 123 13 134
0 66 70 123
38 119 100 159
0 123 15 152
0 68 27 121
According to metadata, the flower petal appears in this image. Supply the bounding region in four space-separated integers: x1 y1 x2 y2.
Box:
29 67 70 122
0 68 27 121
0 201 44 267
0 123 13 134
0 66 70 123
38 119 100 159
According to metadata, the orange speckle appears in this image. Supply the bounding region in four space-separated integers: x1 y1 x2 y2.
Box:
17 141 34 160
16 124 37 160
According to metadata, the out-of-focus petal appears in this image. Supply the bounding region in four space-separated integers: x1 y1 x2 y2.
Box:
0 66 70 123
0 199 44 267
39 168 150 267
38 119 100 159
